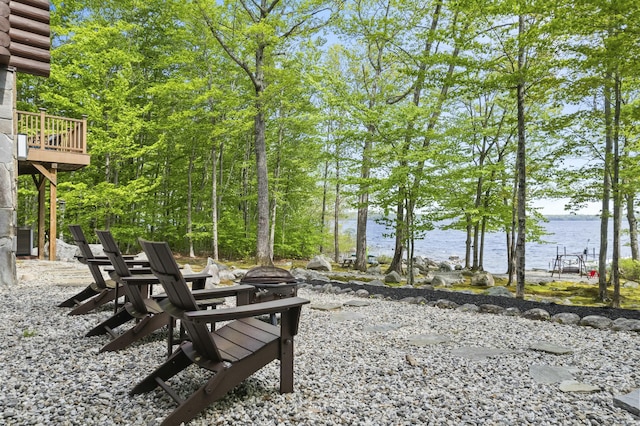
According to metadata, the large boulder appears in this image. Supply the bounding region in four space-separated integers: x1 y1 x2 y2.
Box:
438 262 453 272
522 308 551 321
413 256 431 274
209 258 229 271
385 271 402 283
580 315 613 330
200 262 220 288
431 273 464 287
484 286 512 297
290 267 309 280
306 255 332 271
45 239 79 262
471 272 495 287
218 267 237 282
367 265 382 274
88 243 106 257
431 275 450 287
551 312 581 325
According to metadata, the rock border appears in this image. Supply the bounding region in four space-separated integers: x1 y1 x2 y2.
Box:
297 279 640 333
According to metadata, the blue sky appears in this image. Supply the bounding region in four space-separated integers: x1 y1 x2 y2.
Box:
533 198 601 216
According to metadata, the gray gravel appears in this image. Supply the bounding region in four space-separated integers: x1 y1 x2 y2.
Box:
1 260 639 425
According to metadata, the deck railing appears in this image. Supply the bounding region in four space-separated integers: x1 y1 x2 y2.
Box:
16 109 87 154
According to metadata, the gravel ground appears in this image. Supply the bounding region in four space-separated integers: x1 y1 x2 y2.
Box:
0 260 639 425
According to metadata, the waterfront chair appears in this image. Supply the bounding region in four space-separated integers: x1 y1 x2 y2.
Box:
60 224 136 312
132 239 309 426
58 225 113 308
87 230 224 353
63 225 147 315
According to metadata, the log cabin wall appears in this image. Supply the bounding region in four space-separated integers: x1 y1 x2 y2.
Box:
0 0 50 77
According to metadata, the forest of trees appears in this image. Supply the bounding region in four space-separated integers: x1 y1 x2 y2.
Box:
16 1 640 305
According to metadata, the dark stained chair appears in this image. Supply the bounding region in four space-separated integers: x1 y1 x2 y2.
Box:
61 225 143 314
58 225 115 308
132 239 309 426
58 225 127 315
87 230 222 353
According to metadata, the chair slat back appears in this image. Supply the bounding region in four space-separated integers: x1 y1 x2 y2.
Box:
69 225 95 260
139 239 222 361
69 225 105 286
96 230 147 313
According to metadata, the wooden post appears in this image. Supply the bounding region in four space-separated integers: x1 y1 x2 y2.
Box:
37 175 45 259
33 163 56 260
39 107 45 149
81 115 87 154
49 166 56 260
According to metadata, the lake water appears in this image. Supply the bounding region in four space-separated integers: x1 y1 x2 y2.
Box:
342 216 631 273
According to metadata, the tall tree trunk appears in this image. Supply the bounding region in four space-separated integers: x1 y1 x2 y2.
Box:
242 136 250 239
355 127 373 272
254 40 272 265
465 214 472 269
611 74 622 308
515 15 527 299
211 144 219 260
472 142 487 270
255 105 272 265
626 192 638 260
406 202 415 286
187 147 195 258
479 217 486 271
270 147 281 258
386 199 405 274
320 159 329 254
472 223 480 269
598 76 613 301
334 151 341 263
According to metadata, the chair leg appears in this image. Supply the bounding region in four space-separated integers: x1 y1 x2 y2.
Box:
68 288 117 316
99 313 170 352
86 308 133 337
161 366 230 426
280 337 295 394
58 284 100 307
160 349 280 425
130 348 194 395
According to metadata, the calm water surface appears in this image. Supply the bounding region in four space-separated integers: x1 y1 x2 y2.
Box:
342 217 631 273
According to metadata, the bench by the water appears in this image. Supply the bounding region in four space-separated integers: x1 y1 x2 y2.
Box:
341 254 379 268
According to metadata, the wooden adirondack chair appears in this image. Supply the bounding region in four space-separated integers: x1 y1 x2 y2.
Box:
132 239 310 426
87 230 223 353
58 225 113 308
63 225 148 315
58 225 122 315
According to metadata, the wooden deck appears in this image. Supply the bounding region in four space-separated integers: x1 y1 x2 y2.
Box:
15 109 90 261
16 110 90 174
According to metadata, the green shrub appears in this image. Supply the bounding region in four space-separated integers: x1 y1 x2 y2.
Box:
619 258 640 281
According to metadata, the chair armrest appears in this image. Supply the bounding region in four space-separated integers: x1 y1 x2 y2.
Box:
182 273 211 281
124 259 150 267
190 284 254 299
86 258 113 266
154 284 254 302
183 297 309 324
121 274 159 286
128 267 153 275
